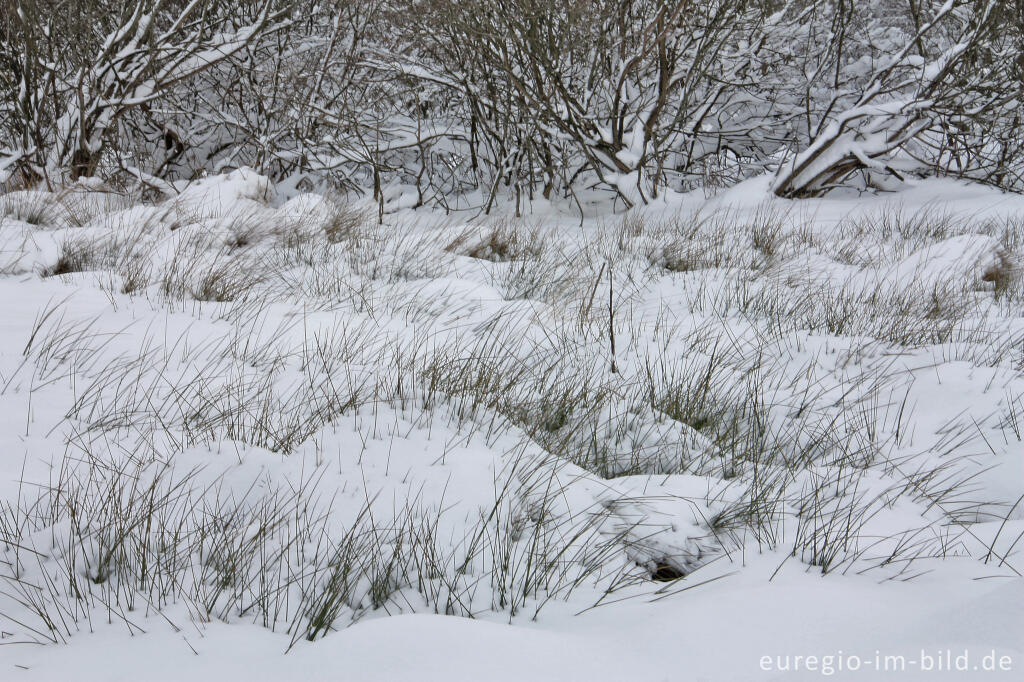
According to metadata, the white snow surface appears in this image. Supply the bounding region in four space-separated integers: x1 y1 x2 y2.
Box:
1 170 1023 680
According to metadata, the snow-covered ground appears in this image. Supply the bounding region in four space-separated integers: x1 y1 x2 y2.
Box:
1 171 1023 680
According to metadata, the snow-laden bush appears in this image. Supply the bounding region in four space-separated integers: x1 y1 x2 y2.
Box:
4 0 1023 204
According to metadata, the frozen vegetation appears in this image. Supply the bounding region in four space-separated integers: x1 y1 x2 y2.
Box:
0 170 1022 679
3 0 1024 679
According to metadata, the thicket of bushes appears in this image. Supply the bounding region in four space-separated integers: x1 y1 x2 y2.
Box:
2 0 1023 207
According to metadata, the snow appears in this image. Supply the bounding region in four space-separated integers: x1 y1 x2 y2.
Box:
5 557 1021 681
1 171 1023 680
